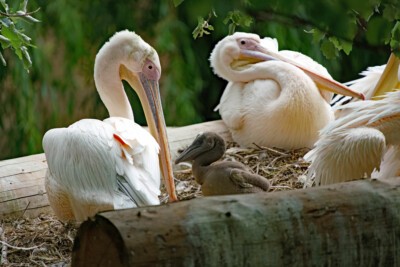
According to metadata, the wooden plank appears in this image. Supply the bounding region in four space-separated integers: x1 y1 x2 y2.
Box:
0 153 46 167
72 177 400 267
0 169 47 191
0 186 51 218
0 154 47 178
0 120 230 218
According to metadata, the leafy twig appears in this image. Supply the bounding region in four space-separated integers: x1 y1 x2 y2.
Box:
192 10 217 39
223 10 253 34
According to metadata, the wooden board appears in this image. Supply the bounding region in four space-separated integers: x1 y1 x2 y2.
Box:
0 120 231 218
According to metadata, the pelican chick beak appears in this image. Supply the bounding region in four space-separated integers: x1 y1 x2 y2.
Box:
371 53 400 99
241 46 365 100
120 64 178 202
175 140 205 164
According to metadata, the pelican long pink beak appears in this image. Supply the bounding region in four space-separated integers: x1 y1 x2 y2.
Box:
120 64 178 202
240 47 366 100
371 53 400 99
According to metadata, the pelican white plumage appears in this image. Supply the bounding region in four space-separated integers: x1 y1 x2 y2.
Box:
305 54 400 186
210 32 364 149
43 30 177 221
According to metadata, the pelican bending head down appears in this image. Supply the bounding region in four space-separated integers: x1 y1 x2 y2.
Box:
43 30 177 221
210 32 364 149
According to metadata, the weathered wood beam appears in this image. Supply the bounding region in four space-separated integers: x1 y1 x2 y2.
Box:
72 177 400 267
0 120 231 218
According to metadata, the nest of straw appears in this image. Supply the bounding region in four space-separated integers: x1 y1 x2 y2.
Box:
1 142 310 266
162 141 310 201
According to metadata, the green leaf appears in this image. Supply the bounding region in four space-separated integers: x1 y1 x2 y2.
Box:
329 36 341 50
211 9 217 18
0 0 9 13
382 3 400 21
223 10 253 29
20 45 31 70
192 15 215 39
192 17 204 39
21 0 28 12
321 39 337 59
347 0 380 21
325 36 352 55
0 34 10 44
366 16 392 45
341 40 353 55
1 17 12 27
172 0 184 7
1 24 22 48
228 23 235 35
306 29 325 44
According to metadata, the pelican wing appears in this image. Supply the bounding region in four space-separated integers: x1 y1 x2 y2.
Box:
306 90 400 186
43 118 160 221
325 90 400 135
105 117 161 207
216 82 245 130
305 127 386 185
230 169 270 191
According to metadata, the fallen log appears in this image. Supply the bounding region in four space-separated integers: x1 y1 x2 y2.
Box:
0 120 231 218
72 177 400 267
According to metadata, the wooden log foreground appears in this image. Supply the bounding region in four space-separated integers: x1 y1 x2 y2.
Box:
72 177 400 267
0 120 231 218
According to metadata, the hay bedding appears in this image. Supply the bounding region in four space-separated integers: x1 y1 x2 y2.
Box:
0 142 310 266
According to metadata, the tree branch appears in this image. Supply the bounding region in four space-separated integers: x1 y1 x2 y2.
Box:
249 9 388 53
0 7 40 18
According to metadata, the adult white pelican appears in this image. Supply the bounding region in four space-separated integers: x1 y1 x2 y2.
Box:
305 54 400 186
210 32 364 149
43 30 177 222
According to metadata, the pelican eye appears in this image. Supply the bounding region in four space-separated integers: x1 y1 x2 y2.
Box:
142 59 160 80
240 40 246 45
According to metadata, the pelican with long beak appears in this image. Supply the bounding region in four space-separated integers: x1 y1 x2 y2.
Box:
43 30 177 222
211 32 364 149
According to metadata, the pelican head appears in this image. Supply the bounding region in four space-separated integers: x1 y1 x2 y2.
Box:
95 30 177 202
210 32 364 99
210 32 277 82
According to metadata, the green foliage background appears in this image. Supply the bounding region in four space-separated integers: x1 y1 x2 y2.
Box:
0 0 398 160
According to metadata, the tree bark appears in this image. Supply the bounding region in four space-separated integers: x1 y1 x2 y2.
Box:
72 177 400 267
0 120 231 218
